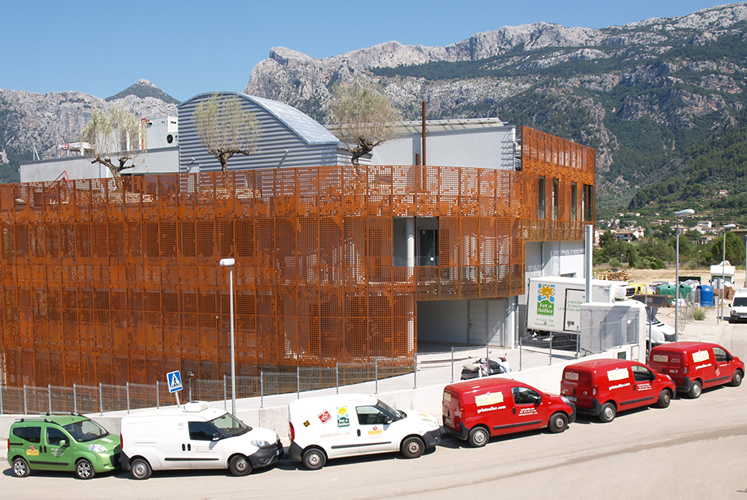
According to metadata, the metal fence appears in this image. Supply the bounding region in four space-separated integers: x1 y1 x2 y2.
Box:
0 359 415 415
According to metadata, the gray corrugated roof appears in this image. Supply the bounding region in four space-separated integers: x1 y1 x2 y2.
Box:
248 95 339 145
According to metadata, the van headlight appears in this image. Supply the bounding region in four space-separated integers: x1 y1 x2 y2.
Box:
88 444 107 453
560 396 571 404
250 440 271 448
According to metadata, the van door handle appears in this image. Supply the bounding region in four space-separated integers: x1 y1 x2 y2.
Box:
513 408 516 414
182 444 185 451
357 430 361 437
188 444 191 451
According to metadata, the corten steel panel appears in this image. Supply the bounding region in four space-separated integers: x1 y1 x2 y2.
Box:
0 128 595 386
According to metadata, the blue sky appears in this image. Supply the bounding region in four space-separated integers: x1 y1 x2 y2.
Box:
2 0 732 102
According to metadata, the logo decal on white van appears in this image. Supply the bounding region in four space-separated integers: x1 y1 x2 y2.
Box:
336 406 350 428
692 350 710 363
475 391 504 407
607 368 629 382
318 410 332 424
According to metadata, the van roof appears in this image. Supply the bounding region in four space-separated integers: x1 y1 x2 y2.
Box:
122 404 227 421
288 393 377 411
651 341 719 353
564 358 638 372
445 377 514 393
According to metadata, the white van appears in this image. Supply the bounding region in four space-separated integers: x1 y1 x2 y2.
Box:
120 401 282 479
731 289 747 323
288 393 441 470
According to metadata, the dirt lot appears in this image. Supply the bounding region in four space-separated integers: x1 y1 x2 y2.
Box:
601 267 746 289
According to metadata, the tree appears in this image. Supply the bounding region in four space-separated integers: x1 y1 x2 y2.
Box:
81 106 145 181
710 231 745 265
192 93 261 172
329 82 402 165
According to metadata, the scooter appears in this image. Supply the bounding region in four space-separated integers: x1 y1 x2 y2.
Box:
460 354 512 380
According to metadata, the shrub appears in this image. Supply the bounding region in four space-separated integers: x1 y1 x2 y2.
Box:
693 308 706 321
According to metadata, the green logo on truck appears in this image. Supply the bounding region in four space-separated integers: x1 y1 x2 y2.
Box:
537 283 555 317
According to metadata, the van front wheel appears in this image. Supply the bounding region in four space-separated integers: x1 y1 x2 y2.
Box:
130 458 152 480
302 447 326 470
229 454 252 476
401 436 425 458
599 402 616 423
657 389 671 408
468 426 490 447
548 412 569 433
75 459 95 480
731 370 743 387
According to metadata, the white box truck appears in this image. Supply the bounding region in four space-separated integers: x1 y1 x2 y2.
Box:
527 277 634 335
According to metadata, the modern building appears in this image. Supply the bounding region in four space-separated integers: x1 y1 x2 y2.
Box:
0 93 595 388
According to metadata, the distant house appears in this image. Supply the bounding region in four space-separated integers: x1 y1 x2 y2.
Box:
612 227 644 242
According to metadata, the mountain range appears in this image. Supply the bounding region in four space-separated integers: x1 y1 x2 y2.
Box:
2 4 747 219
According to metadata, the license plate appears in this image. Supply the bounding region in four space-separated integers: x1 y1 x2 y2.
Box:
444 417 452 425
567 396 577 402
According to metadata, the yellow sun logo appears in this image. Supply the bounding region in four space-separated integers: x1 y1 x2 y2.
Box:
538 284 555 302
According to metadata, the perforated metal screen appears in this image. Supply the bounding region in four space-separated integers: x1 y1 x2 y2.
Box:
0 127 595 387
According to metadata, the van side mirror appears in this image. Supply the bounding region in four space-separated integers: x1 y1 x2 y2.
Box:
385 417 393 424
59 439 67 447
534 394 542 405
211 433 221 441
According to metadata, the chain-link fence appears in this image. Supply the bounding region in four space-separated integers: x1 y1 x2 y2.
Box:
0 359 416 415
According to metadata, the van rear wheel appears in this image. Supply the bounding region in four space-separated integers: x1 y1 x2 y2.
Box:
401 436 425 458
229 454 252 476
468 426 490 447
599 402 616 423
688 380 702 399
731 370 743 387
130 458 152 480
657 389 671 408
12 457 30 477
302 447 326 470
548 412 569 433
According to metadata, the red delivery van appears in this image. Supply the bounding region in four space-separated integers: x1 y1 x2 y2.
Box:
560 358 675 423
442 378 575 447
648 341 743 398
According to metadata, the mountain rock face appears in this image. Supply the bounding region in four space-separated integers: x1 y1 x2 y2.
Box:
0 80 177 164
244 3 747 211
106 79 180 104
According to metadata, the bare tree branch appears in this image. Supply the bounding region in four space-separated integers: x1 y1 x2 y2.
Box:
192 93 262 172
329 83 402 165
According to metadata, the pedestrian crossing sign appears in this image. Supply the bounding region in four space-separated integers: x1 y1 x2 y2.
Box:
167 371 183 393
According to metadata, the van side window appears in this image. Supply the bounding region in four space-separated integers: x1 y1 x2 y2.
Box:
632 365 654 382
713 347 728 363
512 387 540 405
189 422 219 441
47 427 67 446
13 426 41 443
356 406 390 425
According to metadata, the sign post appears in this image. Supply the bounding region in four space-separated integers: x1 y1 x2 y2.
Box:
167 370 183 407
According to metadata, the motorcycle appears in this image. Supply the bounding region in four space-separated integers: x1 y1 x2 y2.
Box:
460 354 512 380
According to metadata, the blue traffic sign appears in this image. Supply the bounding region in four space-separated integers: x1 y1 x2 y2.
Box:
167 370 183 393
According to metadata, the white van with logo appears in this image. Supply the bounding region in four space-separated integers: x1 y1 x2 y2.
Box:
288 394 441 470
120 401 282 479
730 289 747 323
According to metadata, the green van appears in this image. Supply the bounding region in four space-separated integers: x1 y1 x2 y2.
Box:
8 414 121 479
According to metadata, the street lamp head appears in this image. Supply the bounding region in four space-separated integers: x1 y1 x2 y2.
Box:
723 224 736 230
219 258 236 267
674 209 695 217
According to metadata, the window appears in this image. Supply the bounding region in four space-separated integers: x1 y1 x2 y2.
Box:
538 177 546 219
512 387 541 405
356 406 391 426
552 178 559 220
583 184 594 221
63 419 108 442
189 421 221 441
13 426 41 443
713 347 728 363
47 427 67 446
571 182 577 221
632 365 653 382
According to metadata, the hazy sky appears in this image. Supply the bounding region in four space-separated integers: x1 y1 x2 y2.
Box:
2 0 733 102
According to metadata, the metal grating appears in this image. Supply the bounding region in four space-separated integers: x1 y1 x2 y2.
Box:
0 128 594 387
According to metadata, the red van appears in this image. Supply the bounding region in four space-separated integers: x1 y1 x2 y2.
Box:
648 341 744 398
560 358 675 423
442 378 575 447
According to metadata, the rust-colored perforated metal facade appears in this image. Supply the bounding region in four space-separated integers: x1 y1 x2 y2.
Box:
0 127 595 387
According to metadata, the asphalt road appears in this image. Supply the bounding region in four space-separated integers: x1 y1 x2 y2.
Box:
3 327 746 500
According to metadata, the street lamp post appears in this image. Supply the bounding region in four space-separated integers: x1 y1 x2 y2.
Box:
219 258 237 415
674 209 695 341
719 224 736 323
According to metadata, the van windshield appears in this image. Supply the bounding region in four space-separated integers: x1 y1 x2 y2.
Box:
63 419 109 443
210 413 251 437
733 297 747 307
376 400 405 421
